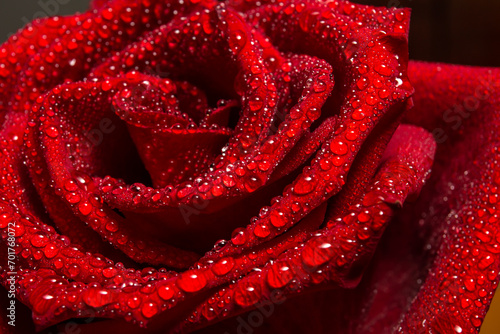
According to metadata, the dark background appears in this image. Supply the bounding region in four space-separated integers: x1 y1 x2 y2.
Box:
0 0 89 41
355 0 500 67
0 0 499 333
1 0 500 66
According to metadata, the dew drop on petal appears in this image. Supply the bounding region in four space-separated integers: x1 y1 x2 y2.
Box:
212 257 235 276
234 281 261 307
330 140 348 155
254 223 271 238
267 263 294 288
83 288 114 308
177 270 207 293
141 302 158 318
78 201 92 215
158 284 175 300
127 296 141 309
302 237 335 267
270 211 286 228
292 176 316 195
231 228 247 245
45 126 59 138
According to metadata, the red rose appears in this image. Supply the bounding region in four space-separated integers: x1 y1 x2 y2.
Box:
0 0 498 333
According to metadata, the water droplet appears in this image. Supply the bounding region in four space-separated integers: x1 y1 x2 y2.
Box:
234 281 261 307
127 296 141 309
64 180 78 192
470 314 482 327
302 237 335 267
212 257 235 276
460 297 471 309
356 77 368 90
78 201 92 216
102 80 113 91
0 213 10 229
293 176 316 195
395 10 406 21
177 270 207 292
231 228 247 245
248 97 264 111
330 140 348 155
229 30 247 54
254 223 271 238
478 255 494 269
320 158 332 171
83 288 115 307
352 108 365 121
267 263 293 288
158 284 175 300
270 211 286 228
31 233 48 248
45 126 59 138
313 79 327 93
141 302 158 318
343 3 356 15
374 64 393 77
102 267 117 278
43 243 59 258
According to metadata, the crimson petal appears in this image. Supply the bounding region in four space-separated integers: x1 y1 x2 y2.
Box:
396 62 500 332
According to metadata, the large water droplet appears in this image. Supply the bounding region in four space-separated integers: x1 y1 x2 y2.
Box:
293 176 316 195
302 236 335 267
141 302 159 318
234 281 261 307
158 284 175 300
267 263 293 288
83 288 115 308
212 257 235 276
177 270 207 293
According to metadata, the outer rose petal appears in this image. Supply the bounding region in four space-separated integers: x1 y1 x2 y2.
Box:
395 62 500 332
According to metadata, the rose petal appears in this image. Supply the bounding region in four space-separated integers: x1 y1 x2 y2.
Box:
395 62 500 332
174 124 435 332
